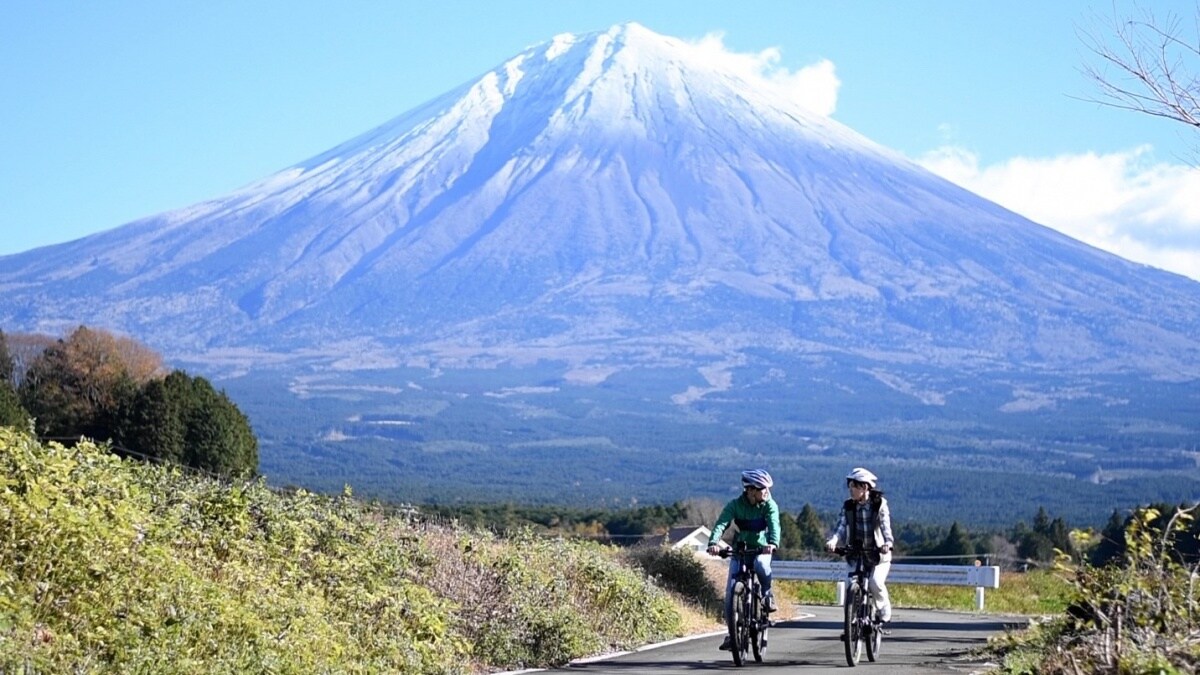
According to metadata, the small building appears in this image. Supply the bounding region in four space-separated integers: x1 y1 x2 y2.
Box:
664 525 713 556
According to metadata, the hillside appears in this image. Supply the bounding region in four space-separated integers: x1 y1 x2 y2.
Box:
0 428 688 673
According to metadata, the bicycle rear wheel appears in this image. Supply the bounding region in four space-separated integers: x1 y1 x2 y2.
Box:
727 582 748 666
864 596 881 662
843 584 862 666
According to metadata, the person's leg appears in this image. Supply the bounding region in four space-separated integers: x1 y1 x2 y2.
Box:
720 559 738 649
753 553 776 610
868 561 892 622
839 560 856 640
725 558 738 616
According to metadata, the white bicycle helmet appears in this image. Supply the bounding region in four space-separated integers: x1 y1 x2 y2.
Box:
845 467 878 488
741 468 774 489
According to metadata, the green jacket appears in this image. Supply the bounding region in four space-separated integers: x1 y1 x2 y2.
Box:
708 493 781 548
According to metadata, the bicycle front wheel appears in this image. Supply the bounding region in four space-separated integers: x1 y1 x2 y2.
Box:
865 596 881 662
750 590 767 663
843 584 862 667
727 582 748 666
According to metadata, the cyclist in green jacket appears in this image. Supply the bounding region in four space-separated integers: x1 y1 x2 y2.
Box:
706 469 781 650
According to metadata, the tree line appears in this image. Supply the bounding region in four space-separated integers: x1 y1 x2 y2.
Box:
421 497 1195 572
0 326 257 477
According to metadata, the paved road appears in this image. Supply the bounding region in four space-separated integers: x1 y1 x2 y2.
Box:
543 606 1025 674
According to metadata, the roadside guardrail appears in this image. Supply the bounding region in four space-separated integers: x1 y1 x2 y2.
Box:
773 560 1001 610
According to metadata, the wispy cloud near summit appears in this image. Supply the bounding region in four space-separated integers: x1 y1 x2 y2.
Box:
687 31 841 116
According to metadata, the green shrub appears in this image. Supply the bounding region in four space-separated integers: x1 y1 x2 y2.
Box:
0 429 690 673
0 428 466 673
623 545 723 616
986 505 1200 673
414 528 682 671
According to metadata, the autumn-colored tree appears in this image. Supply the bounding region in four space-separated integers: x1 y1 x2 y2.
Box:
19 326 165 441
14 325 256 476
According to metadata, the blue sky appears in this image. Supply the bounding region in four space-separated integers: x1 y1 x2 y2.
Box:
3 1 1198 279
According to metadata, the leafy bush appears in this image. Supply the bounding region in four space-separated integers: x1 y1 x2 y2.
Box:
418 528 682 671
987 505 1200 673
623 545 723 616
0 428 465 673
0 429 687 673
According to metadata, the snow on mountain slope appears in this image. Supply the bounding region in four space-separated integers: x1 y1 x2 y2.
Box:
1 22 1199 379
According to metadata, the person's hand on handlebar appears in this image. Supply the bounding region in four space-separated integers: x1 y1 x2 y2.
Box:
764 544 776 555
880 545 892 555
825 542 836 553
707 544 721 556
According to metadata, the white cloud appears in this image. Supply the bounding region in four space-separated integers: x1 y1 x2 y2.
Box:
918 145 1200 282
689 32 840 116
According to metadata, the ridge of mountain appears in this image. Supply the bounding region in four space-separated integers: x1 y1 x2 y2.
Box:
3 23 1198 378
1 23 1198 522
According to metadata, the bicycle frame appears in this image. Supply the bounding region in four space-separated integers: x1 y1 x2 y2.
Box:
718 546 771 666
836 547 883 667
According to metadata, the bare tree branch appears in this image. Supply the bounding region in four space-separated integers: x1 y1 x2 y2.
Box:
1078 3 1200 150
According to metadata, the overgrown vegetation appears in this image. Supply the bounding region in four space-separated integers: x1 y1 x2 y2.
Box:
986 505 1200 673
0 428 689 673
10 422 1200 672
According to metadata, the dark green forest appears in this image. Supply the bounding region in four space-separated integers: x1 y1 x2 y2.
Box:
214 360 1200 529
6 325 1199 531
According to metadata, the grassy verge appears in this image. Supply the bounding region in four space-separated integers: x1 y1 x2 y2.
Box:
779 567 1072 615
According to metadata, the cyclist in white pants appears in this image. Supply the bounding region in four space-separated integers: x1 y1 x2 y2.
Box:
825 467 894 623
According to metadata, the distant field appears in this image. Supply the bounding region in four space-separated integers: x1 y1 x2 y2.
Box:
223 361 1200 529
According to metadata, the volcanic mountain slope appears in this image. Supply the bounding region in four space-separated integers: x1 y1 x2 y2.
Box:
2 21 1199 380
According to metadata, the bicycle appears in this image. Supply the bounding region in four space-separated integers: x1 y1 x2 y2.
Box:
717 545 772 666
834 547 884 667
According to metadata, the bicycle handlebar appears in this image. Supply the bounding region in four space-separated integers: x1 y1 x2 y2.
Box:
832 546 890 557
716 546 768 559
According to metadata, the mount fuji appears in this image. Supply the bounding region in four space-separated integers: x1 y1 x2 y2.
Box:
3 24 1198 523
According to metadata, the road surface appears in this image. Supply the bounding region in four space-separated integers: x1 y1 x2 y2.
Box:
538 605 1025 674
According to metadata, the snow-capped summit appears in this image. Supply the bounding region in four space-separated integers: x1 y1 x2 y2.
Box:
1 23 1198 382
